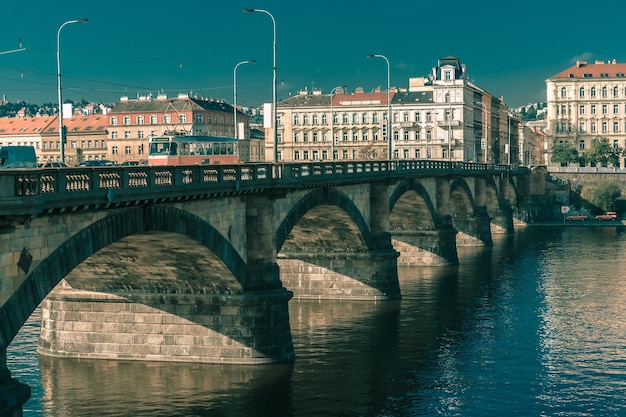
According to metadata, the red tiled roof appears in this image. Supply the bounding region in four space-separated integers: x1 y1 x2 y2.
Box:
551 61 626 79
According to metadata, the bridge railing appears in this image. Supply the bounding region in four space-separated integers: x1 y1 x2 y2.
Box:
0 161 525 217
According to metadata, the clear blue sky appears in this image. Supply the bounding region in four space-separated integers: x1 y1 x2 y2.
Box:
1 0 625 109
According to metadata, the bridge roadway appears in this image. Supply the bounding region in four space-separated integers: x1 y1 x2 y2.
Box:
0 160 534 415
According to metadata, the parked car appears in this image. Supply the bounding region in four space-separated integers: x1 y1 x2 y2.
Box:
566 214 589 221
78 160 116 167
41 161 68 168
595 211 618 221
120 159 149 166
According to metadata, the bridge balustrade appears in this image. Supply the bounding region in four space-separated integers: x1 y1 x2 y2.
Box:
0 161 525 220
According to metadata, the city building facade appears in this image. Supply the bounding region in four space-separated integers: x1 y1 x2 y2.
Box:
107 93 254 164
265 57 520 164
0 114 108 165
546 59 626 168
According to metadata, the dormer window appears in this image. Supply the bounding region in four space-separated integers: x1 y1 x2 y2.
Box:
444 70 452 80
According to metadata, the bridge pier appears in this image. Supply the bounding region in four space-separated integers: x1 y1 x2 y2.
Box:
490 199 515 233
278 247 400 300
393 224 459 266
0 350 31 417
38 283 295 364
453 207 493 246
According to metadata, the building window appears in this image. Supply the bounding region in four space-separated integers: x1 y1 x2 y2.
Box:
404 149 409 158
207 115 212 124
415 112 421 123
579 87 585 98
125 146 131 154
164 115 172 124
137 116 144 125
138 144 144 154
579 105 585 115
372 113 378 123
591 105 597 115
342 132 348 142
352 132 358 142
352 113 358 123
614 86 620 98
591 87 596 97
426 129 433 140
294 133 299 143
404 131 409 141
602 122 608 132
312 150 319 160
312 114 318 124
362 113 368 123
112 146 118 155
415 149 421 158
426 112 432 122
303 133 309 143
294 151 300 160
293 114 299 125
602 86 608 98
373 131 379 141
111 131 118 139
362 132 368 141
591 122 597 133
322 150 328 159
195 114 203 123
579 140 585 150
342 114 349 123
561 87 567 98
124 131 131 138
580 123 586 133
313 132 318 142
178 114 187 123
614 104 620 114
303 150 309 160
322 114 327 124
123 116 131 125
303 114 309 125
110 117 118 125
150 115 158 124
614 121 620 132
602 104 608 115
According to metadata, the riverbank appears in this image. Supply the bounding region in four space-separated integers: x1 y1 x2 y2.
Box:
520 219 626 227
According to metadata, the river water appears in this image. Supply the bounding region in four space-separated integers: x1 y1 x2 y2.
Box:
7 226 626 416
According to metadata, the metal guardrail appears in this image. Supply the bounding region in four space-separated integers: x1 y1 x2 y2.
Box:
0 160 526 219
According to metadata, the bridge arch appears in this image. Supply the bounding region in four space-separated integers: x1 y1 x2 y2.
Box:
390 179 438 229
449 177 477 216
276 187 371 252
0 206 245 351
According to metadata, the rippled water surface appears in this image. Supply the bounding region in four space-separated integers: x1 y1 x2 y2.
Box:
8 226 626 416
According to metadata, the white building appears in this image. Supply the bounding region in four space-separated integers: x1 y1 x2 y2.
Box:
546 59 626 167
266 56 519 164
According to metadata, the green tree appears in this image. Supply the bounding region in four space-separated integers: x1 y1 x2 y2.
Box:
551 141 579 165
585 137 623 167
580 180 621 212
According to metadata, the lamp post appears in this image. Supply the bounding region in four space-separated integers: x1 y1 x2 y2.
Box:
367 54 392 159
233 60 255 140
330 86 346 160
475 101 488 163
243 8 277 162
57 18 87 164
499 109 513 164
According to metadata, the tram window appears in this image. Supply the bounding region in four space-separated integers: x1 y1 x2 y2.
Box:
169 142 178 155
150 143 170 155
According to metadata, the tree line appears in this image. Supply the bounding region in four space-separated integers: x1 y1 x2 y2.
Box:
551 137 625 168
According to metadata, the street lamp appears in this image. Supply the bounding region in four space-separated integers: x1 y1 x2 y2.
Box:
367 54 392 159
330 85 346 160
234 60 255 140
475 101 488 163
499 109 513 164
57 18 87 164
243 8 277 162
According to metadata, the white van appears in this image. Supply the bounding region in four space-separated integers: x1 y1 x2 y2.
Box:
0 146 38 169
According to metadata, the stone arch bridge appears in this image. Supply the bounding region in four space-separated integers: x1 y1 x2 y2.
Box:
0 160 538 415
